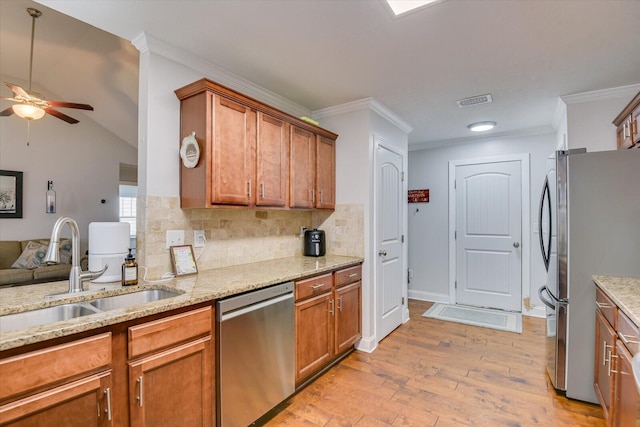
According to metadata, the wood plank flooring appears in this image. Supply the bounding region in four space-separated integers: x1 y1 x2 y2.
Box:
265 300 605 426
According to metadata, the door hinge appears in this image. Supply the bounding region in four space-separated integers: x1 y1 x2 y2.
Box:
401 234 405 243
455 230 457 239
455 280 457 289
454 179 456 189
401 171 405 182
402 297 405 305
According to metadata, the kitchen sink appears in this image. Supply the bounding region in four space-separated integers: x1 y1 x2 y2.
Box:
88 289 183 311
0 303 99 333
0 288 184 334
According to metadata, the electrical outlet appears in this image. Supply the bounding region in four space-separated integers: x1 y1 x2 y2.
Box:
194 230 205 248
166 230 185 249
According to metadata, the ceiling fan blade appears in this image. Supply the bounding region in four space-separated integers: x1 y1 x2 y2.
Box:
4 82 29 98
44 107 79 124
0 96 20 102
47 101 94 111
0 107 15 116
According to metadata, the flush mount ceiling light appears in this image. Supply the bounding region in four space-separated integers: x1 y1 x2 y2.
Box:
468 121 497 132
384 0 447 17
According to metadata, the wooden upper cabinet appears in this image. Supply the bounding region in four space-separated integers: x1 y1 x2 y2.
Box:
290 126 315 209
316 136 336 209
613 91 640 150
257 112 289 207
175 78 337 211
213 96 256 206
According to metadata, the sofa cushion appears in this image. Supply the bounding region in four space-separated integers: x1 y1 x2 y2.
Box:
33 264 72 281
0 268 33 286
12 241 49 269
0 241 22 270
21 239 72 265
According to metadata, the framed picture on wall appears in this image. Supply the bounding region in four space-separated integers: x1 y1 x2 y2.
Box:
0 170 23 219
170 244 198 276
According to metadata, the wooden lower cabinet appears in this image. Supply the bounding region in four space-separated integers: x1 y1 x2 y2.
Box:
128 337 212 427
594 309 616 420
295 292 334 384
613 340 640 427
335 281 362 356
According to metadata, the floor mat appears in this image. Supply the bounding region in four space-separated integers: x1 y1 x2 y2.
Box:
422 303 522 333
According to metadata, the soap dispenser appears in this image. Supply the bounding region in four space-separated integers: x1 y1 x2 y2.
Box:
122 249 138 286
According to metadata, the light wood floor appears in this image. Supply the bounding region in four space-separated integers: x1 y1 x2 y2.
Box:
265 300 605 426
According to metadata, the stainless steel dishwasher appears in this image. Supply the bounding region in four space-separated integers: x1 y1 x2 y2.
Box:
216 281 294 426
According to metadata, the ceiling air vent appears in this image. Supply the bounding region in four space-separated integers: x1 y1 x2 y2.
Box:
456 94 493 108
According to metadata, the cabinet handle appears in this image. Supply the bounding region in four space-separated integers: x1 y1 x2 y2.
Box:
137 376 144 407
311 188 315 203
595 301 612 310
104 388 112 421
338 296 343 312
320 190 324 203
602 341 611 366
311 283 325 290
329 299 334 316
347 273 358 278
247 179 252 198
260 182 265 198
609 353 619 375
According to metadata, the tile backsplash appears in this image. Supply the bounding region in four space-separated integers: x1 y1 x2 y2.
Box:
137 196 363 279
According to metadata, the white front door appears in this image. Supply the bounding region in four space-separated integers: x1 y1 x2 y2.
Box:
455 160 522 311
376 142 404 340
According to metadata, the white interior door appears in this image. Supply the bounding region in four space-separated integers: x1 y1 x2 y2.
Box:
376 143 404 340
455 160 522 311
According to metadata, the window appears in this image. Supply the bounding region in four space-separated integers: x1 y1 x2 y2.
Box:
119 185 137 237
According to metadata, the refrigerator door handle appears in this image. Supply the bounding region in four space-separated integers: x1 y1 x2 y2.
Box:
538 176 551 271
538 285 556 310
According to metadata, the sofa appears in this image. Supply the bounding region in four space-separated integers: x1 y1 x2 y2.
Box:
0 239 74 287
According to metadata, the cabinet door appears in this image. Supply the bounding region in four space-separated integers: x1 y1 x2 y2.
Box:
256 112 288 207
335 280 362 355
315 136 335 209
613 341 640 427
128 337 212 427
0 372 113 427
212 95 256 205
595 309 616 420
289 126 315 209
295 292 333 384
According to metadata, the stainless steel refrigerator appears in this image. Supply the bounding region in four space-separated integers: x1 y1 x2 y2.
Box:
538 148 640 403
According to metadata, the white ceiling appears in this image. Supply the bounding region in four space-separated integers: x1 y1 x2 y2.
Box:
2 0 639 150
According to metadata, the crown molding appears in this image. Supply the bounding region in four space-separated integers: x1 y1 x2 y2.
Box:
131 33 311 118
561 83 640 105
313 97 413 134
409 125 555 152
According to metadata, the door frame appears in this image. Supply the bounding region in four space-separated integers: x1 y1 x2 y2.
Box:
448 153 530 312
372 135 409 343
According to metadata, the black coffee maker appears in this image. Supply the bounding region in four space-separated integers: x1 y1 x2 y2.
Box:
304 229 326 257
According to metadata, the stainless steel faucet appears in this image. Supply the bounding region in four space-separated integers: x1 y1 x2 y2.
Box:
45 216 107 293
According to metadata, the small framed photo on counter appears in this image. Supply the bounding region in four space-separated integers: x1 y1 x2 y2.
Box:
170 244 198 276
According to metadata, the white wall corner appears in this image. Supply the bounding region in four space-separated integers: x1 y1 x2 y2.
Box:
313 98 413 135
551 98 567 131
133 33 311 118
131 31 149 54
355 334 378 353
561 83 640 105
524 305 546 319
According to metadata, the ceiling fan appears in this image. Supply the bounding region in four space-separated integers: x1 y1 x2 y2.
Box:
0 8 93 124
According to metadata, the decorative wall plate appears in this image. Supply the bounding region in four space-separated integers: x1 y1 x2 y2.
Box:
180 131 200 168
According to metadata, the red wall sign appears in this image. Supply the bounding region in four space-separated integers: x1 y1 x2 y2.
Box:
408 189 429 203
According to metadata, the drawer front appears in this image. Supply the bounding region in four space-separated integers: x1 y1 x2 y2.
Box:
295 273 333 302
617 309 639 355
0 333 111 402
335 265 362 288
128 306 212 359
596 287 617 328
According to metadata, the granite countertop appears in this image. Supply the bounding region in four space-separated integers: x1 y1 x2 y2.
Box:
593 275 640 327
0 255 363 352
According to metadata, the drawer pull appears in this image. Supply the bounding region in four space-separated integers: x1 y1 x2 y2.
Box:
595 301 612 310
311 284 325 290
347 273 358 278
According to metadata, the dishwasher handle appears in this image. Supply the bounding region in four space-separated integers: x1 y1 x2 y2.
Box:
219 293 293 322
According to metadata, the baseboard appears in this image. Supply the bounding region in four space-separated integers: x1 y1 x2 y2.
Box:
408 289 450 304
355 334 377 353
524 305 546 318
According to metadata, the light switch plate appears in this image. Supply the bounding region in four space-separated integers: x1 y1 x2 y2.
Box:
166 230 185 249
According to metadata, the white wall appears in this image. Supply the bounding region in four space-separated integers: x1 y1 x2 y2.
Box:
0 79 137 251
407 133 556 316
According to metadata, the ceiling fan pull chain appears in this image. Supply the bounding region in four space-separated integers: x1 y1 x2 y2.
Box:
27 121 30 146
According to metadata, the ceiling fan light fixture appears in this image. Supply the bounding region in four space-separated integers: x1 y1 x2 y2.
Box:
13 104 45 120
468 121 496 132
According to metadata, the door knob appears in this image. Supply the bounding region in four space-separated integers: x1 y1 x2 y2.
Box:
378 250 387 256
513 242 520 248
